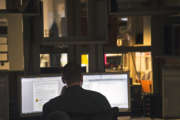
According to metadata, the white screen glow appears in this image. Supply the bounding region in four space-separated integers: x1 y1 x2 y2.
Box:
21 76 64 114
83 74 129 109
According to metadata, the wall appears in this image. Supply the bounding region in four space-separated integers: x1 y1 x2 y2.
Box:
7 14 24 71
0 0 6 9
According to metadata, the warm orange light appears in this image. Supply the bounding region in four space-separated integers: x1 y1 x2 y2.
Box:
141 80 152 93
117 38 123 46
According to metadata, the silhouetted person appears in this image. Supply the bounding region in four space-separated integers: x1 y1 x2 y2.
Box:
46 111 71 120
49 22 59 39
42 63 112 120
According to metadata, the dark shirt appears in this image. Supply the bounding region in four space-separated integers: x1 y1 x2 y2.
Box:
42 86 112 120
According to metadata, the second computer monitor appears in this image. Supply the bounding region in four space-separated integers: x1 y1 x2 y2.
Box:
83 73 130 112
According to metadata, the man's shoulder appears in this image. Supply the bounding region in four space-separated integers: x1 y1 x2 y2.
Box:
82 89 107 100
82 89 112 113
44 96 62 109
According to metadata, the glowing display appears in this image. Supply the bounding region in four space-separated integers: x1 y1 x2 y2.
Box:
83 74 129 110
21 76 64 114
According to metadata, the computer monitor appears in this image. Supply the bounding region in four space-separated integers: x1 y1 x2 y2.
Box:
19 75 65 116
83 73 130 112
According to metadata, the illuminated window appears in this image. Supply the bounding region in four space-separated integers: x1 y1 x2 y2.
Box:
43 0 66 37
121 17 128 21
133 52 152 81
0 0 6 10
133 52 153 93
104 53 123 72
60 53 68 67
81 54 89 72
40 54 50 68
117 16 151 47
105 52 153 93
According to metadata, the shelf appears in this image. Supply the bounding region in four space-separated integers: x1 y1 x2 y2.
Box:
109 7 180 16
0 35 7 37
0 10 39 16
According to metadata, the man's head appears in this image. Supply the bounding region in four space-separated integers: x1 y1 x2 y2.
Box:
62 63 82 86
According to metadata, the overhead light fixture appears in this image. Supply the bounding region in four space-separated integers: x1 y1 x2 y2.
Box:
121 17 128 21
117 38 123 47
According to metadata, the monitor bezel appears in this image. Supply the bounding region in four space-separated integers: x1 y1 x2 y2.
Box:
17 74 62 117
82 72 131 113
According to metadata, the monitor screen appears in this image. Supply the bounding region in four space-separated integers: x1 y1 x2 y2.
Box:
83 73 130 112
20 75 65 115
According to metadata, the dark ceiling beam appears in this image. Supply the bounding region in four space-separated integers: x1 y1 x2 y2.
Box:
0 10 39 15
168 16 180 24
2 0 40 14
6 0 21 10
104 46 152 53
110 8 180 16
40 46 68 54
42 37 108 45
150 0 162 8
110 3 180 15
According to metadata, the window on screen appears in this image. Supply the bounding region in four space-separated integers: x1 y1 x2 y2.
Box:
83 74 129 109
21 76 64 114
